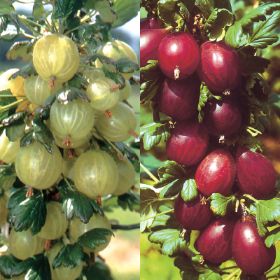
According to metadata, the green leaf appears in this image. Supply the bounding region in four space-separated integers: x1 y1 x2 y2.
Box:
140 204 157 232
225 3 280 48
21 119 54 153
118 191 140 212
149 228 186 256
33 0 44 20
0 255 33 278
0 164 16 191
58 179 103 223
6 40 33 61
256 198 280 236
8 188 47 234
265 229 280 248
140 122 170 150
210 193 235 216
52 0 85 19
0 1 14 16
140 60 163 103
245 11 280 49
53 243 84 269
181 179 198 202
205 8 233 40
112 0 139 28
152 203 174 228
198 269 222 280
198 84 211 122
2 112 26 141
94 0 117 24
78 228 114 250
195 0 214 17
157 0 187 30
25 254 51 280
155 161 187 199
84 260 114 280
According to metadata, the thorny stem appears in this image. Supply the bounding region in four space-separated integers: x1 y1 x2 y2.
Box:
111 223 139 230
140 162 159 183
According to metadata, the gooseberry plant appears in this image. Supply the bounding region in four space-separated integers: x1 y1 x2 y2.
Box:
0 0 140 279
140 0 280 279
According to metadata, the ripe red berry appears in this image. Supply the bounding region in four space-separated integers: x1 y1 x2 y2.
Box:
141 18 162 29
174 195 213 230
159 75 200 121
140 29 168 67
196 218 235 264
195 149 236 196
158 32 200 80
236 148 276 199
232 218 276 276
198 42 241 94
166 122 209 166
204 97 242 138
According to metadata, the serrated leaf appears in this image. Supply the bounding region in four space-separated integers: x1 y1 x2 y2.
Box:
210 193 235 216
84 260 114 280
6 40 33 61
159 179 183 198
112 0 139 28
78 228 113 250
181 179 198 202
8 188 46 234
195 0 214 17
140 122 170 150
246 11 280 49
225 3 280 48
152 204 174 228
58 179 103 223
205 8 233 40
256 198 280 236
25 254 51 280
53 243 84 269
0 255 33 278
265 229 280 248
140 60 163 103
158 0 187 30
118 191 140 212
198 84 211 122
149 228 186 255
140 204 157 232
52 0 84 19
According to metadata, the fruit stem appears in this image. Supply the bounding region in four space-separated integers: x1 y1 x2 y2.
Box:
243 194 258 203
140 162 159 183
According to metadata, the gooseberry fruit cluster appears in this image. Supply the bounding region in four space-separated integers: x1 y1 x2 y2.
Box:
0 1 139 279
140 1 280 279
